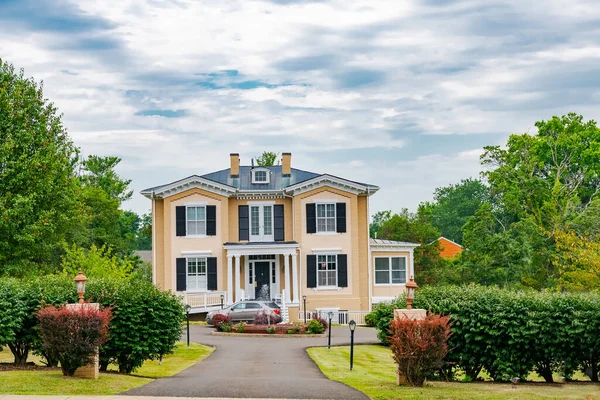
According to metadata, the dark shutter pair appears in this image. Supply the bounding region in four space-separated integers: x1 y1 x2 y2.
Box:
175 205 217 236
238 204 285 241
306 203 346 233
176 257 218 291
306 254 347 288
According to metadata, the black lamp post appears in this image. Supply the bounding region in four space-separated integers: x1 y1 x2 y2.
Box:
185 304 191 348
327 311 334 350
303 295 307 324
220 294 224 309
349 320 356 371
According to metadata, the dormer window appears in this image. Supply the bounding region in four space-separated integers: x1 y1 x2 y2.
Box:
252 168 270 184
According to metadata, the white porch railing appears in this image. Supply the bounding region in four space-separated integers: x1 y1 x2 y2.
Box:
302 310 370 326
185 291 227 309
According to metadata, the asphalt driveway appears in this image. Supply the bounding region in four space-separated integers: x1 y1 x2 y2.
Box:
124 325 379 399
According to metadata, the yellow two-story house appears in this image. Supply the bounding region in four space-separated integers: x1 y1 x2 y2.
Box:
142 153 418 321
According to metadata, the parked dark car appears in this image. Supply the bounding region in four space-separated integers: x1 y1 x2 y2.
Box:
207 300 281 325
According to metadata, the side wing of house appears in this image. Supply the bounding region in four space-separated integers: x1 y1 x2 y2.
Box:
370 238 419 304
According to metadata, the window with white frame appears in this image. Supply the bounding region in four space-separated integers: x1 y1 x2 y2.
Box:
317 254 337 287
374 257 407 285
187 206 206 236
252 169 269 184
187 257 207 291
316 203 336 232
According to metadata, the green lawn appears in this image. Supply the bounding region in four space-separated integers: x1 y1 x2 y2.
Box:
0 342 213 395
307 345 600 400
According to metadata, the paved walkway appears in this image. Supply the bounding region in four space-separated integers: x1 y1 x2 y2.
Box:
124 325 379 399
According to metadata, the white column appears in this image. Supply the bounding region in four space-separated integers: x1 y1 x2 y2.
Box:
227 255 233 304
284 253 291 303
291 252 299 304
234 255 241 302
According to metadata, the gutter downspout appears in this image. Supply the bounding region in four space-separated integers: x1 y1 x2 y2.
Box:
151 191 156 286
366 187 373 312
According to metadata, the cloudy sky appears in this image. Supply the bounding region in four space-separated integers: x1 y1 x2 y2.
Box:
2 0 600 216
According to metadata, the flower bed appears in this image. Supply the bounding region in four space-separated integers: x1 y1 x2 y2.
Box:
242 324 306 334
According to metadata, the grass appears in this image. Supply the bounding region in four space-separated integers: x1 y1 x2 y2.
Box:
307 345 600 400
0 342 213 395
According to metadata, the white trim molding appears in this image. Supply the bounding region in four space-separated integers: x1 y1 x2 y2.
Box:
311 248 342 254
141 175 236 199
285 174 379 196
181 250 212 257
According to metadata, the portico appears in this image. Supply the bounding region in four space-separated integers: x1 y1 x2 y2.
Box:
223 242 300 305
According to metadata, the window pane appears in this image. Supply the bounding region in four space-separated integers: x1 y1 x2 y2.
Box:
375 258 389 271
187 207 196 220
375 270 389 284
318 271 327 286
188 259 196 274
197 207 205 221
327 271 337 286
251 207 260 235
317 204 325 217
249 265 253 283
392 257 405 271
186 221 194 235
272 264 276 284
326 217 335 232
198 259 206 274
264 206 272 235
197 221 206 235
326 204 335 217
392 270 405 284
317 219 326 232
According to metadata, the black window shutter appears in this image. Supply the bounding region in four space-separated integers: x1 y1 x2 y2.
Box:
176 206 186 236
238 205 249 241
274 204 285 241
306 203 316 234
206 205 217 236
337 254 348 287
307 255 317 288
207 257 218 290
336 202 346 233
176 258 187 291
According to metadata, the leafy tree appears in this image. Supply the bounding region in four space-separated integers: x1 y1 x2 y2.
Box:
135 212 152 250
369 210 390 238
256 151 278 166
377 209 444 284
479 113 600 288
71 156 137 256
0 60 82 276
61 244 134 281
421 178 488 244
553 228 600 291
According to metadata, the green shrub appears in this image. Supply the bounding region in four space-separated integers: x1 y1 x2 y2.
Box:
307 319 325 334
235 322 246 333
267 327 275 334
0 278 27 359
369 285 600 382
86 278 185 374
287 329 294 334
220 322 233 333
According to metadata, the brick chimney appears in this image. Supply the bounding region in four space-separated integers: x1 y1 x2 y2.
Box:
230 153 240 177
282 153 291 176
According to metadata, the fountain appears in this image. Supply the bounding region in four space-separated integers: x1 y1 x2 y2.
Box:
257 284 270 301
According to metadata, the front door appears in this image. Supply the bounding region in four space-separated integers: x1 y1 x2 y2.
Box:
254 261 270 300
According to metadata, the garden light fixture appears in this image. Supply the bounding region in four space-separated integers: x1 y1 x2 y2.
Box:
349 319 356 371
327 311 334 350
185 304 191 348
405 276 418 310
303 295 307 323
220 294 224 309
74 270 87 304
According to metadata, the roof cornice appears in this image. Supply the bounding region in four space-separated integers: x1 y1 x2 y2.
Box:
284 174 379 196
141 175 236 199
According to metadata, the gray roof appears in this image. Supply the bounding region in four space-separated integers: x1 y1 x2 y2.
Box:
142 165 378 194
202 166 319 191
370 238 420 247
133 250 152 262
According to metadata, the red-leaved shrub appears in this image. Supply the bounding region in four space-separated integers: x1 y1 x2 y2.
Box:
211 314 232 330
388 314 452 387
38 305 111 376
253 311 270 325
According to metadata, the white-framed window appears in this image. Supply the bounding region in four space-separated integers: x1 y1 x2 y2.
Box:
187 206 206 236
316 203 336 233
374 256 407 285
252 168 270 184
187 257 207 291
249 203 274 242
317 254 337 287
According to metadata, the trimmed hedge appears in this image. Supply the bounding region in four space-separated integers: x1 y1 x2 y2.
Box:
0 276 184 373
368 285 600 382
